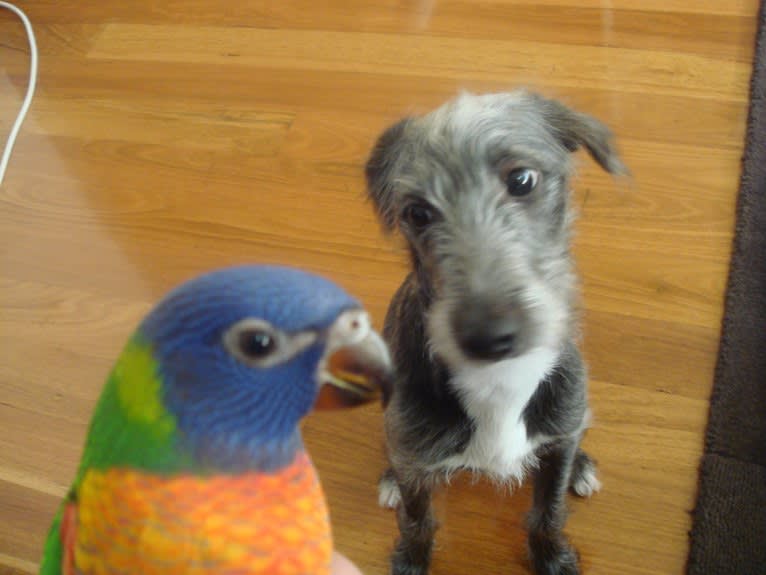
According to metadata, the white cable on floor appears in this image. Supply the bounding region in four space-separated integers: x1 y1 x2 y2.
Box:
0 1 37 187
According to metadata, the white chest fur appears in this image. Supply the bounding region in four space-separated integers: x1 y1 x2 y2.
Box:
438 348 557 482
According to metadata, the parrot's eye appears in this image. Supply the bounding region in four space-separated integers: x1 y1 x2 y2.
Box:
237 329 276 359
224 319 317 368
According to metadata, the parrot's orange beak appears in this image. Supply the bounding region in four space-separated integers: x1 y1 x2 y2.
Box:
315 311 393 410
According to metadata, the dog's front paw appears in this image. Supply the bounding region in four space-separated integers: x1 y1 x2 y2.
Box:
569 449 601 498
571 464 601 498
379 468 402 509
391 551 430 575
390 537 432 575
528 533 580 575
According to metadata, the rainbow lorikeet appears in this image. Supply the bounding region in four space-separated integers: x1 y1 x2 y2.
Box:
39 265 392 575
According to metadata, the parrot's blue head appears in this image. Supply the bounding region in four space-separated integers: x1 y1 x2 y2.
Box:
138 265 391 472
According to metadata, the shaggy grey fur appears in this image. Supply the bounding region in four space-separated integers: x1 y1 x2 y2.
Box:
366 91 626 575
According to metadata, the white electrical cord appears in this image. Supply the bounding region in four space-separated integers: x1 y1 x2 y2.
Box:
0 1 37 186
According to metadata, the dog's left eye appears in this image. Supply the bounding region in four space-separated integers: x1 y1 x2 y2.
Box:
505 168 540 197
403 203 435 232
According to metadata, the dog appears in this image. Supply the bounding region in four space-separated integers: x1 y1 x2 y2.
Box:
364 91 626 575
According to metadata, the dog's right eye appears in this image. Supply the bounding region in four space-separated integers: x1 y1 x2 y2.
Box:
505 167 540 197
403 203 435 231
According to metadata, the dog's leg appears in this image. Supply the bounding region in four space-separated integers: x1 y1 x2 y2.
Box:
390 474 435 575
527 438 580 575
569 448 601 498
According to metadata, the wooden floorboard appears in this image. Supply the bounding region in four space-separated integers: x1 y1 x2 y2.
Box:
0 1 759 573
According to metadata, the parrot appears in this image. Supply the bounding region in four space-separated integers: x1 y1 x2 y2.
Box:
39 265 392 575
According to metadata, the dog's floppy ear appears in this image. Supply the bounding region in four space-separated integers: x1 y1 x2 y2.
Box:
365 118 411 232
538 96 628 176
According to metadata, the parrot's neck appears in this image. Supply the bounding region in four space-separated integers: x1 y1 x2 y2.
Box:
189 428 306 474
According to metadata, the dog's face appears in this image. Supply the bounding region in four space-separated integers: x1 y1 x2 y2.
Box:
366 92 625 369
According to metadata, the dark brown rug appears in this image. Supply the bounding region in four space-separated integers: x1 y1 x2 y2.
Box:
686 5 766 575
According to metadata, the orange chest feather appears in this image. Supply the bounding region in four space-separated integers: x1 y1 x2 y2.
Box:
72 453 332 575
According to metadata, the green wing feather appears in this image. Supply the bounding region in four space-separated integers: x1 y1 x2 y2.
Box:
39 509 63 575
39 336 192 574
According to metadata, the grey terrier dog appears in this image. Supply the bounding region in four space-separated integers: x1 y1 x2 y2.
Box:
365 91 626 575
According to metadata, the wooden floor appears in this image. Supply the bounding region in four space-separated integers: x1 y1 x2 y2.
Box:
0 1 760 574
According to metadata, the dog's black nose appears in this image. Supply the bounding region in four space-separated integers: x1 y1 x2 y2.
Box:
460 328 517 360
453 304 520 361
